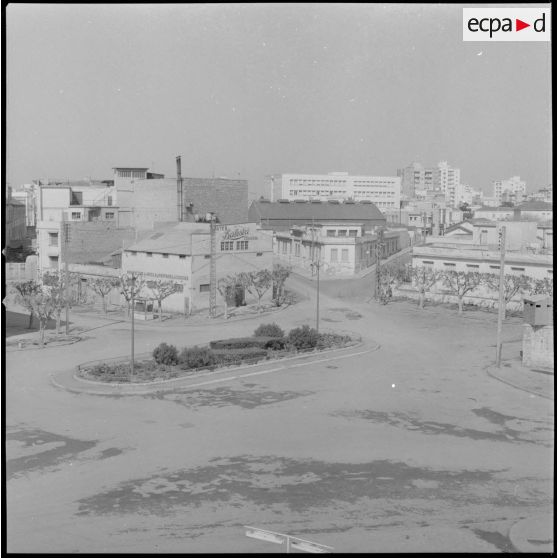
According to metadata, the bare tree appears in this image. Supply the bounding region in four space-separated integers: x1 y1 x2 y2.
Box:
145 279 179 322
411 266 440 309
12 280 41 328
485 273 533 318
531 277 553 297
29 288 56 347
239 269 273 312
119 273 145 319
42 271 79 334
217 275 238 319
271 263 291 305
440 270 484 314
378 262 408 304
88 277 120 314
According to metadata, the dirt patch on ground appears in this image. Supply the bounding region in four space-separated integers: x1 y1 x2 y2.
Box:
145 387 314 409
333 409 551 446
75 455 505 517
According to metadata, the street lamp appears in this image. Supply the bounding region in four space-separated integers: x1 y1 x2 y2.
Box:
310 258 321 334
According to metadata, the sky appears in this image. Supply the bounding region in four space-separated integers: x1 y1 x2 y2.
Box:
6 3 553 200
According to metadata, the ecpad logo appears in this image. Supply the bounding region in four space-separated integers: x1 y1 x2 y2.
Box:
463 8 550 41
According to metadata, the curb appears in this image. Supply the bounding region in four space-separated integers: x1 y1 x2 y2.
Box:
508 514 554 553
50 340 380 396
6 336 82 352
485 362 554 401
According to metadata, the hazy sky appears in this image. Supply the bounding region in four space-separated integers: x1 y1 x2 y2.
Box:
6 3 552 198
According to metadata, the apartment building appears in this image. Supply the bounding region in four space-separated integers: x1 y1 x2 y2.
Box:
266 172 401 211
492 176 526 205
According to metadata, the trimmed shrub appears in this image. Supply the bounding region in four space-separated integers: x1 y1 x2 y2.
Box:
287 325 319 350
178 346 217 370
212 347 269 366
210 336 281 350
316 332 352 349
254 323 284 338
265 337 287 350
152 342 179 365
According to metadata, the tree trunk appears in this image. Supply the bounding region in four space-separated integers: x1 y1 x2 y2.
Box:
102 295 107 315
27 311 34 329
224 301 228 320
419 291 425 309
458 296 463 314
39 320 45 347
56 312 61 334
159 300 163 323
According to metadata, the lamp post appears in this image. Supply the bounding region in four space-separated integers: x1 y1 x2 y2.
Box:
130 274 135 379
310 258 321 334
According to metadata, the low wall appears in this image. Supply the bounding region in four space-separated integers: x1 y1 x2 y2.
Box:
393 284 525 311
522 324 554 369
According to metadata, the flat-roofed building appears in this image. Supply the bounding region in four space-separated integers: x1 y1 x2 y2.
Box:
266 172 400 211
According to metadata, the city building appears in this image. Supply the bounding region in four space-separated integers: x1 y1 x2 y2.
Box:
473 206 516 221
5 187 27 249
492 176 526 205
513 201 553 222
266 172 401 211
526 187 552 203
397 162 433 198
248 199 387 232
121 222 273 314
273 223 403 278
35 180 119 274
433 161 461 208
11 184 37 227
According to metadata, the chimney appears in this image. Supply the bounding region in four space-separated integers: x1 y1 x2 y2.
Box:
176 156 183 221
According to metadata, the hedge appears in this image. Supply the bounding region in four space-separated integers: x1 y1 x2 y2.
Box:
210 336 285 350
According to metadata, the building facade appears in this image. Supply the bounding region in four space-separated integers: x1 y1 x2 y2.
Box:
5 188 27 248
266 172 401 211
274 223 402 277
492 176 526 205
121 222 273 314
248 199 386 233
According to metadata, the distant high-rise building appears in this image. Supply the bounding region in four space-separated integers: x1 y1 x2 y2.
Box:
492 176 526 205
433 161 461 208
266 172 400 212
397 162 434 198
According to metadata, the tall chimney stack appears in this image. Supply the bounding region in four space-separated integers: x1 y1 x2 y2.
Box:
176 156 183 221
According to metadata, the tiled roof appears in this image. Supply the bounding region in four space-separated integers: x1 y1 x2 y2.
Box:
249 200 385 221
124 222 210 255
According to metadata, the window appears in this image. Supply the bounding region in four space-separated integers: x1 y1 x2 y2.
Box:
443 262 456 267
326 230 336 237
49 256 59 268
236 240 248 250
348 229 358 237
221 241 234 251
511 267 525 272
179 255 186 260
107 196 113 206
49 232 59 246
489 265 500 270
256 252 263 256
422 260 434 265
331 248 338 262
162 253 169 259
204 254 211 259
338 230 347 237
105 212 114 219
147 252 153 258
129 251 137 256
71 212 81 220
199 284 210 293
341 249 349 262
466 264 479 269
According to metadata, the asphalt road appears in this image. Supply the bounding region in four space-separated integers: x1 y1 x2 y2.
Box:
5 276 554 553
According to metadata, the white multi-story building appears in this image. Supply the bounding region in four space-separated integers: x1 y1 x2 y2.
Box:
492 176 526 205
433 161 461 208
267 172 401 212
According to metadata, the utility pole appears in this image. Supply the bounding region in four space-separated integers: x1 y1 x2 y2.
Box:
130 273 136 378
209 214 217 318
495 226 506 367
62 218 70 335
375 228 384 301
